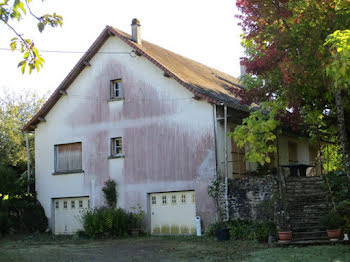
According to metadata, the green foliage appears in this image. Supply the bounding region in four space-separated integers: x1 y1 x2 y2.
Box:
0 90 45 170
0 195 48 234
0 0 63 73
230 101 285 165
102 179 117 208
207 219 277 242
0 165 17 198
323 144 345 173
129 204 145 229
207 175 225 221
320 210 344 230
81 207 142 238
337 200 350 233
0 90 45 196
325 171 348 203
325 30 350 90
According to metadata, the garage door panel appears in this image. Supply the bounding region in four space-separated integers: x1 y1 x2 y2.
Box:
54 197 89 235
150 191 196 235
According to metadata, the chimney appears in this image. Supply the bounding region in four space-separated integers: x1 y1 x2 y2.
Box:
131 18 141 45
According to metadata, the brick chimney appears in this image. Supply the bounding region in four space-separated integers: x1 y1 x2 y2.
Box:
131 18 141 45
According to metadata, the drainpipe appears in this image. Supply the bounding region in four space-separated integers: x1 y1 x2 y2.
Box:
213 104 218 175
224 105 229 221
25 132 31 194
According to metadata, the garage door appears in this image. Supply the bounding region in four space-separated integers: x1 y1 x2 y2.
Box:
53 197 89 234
150 191 196 235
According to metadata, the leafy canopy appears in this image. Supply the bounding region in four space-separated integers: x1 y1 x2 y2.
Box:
0 0 63 73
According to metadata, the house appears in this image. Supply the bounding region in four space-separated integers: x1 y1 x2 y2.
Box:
23 19 321 235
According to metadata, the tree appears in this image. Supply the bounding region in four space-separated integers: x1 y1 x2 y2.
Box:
233 0 350 188
0 89 45 195
0 0 62 73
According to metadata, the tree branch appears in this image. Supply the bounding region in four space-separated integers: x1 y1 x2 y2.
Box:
25 0 41 22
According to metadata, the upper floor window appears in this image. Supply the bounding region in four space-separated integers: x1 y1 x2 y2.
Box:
110 79 122 99
55 142 82 173
111 137 123 156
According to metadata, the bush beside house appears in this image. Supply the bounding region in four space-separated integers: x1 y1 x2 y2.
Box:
0 195 48 235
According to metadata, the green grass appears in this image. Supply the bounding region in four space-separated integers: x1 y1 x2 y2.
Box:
0 234 349 262
245 245 350 262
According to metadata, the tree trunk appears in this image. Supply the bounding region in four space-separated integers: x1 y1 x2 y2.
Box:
334 88 350 197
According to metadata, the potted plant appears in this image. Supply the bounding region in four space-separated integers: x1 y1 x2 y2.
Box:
320 210 344 241
277 210 292 242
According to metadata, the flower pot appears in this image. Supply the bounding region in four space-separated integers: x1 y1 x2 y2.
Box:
215 228 230 241
278 231 292 242
327 229 341 241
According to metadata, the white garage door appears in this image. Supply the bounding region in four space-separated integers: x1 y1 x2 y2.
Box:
53 197 89 235
150 191 196 235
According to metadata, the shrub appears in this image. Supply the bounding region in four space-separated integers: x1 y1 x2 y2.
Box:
0 195 48 234
320 211 344 230
325 172 348 203
206 219 277 242
102 179 117 208
337 200 350 233
81 207 140 238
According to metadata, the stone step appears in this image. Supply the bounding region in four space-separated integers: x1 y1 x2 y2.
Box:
289 207 329 212
287 196 327 202
290 218 320 224
286 187 325 192
285 176 323 181
292 225 326 232
289 206 329 211
292 235 329 241
292 231 327 238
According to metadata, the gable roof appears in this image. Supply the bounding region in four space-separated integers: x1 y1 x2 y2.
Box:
23 26 247 131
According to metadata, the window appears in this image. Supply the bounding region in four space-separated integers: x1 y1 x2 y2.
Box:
171 195 177 204
151 196 156 205
79 200 83 208
181 194 186 204
111 137 123 156
63 201 67 209
110 79 122 99
71 200 75 209
162 195 167 205
55 201 59 209
55 142 82 173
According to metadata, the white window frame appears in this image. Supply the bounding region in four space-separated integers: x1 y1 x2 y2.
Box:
111 137 123 156
110 79 122 100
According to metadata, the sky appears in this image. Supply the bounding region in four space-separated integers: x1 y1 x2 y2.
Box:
0 0 244 98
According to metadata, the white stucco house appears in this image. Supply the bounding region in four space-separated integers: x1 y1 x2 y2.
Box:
23 19 320 235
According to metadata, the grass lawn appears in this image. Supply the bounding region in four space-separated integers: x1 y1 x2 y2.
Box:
0 234 349 262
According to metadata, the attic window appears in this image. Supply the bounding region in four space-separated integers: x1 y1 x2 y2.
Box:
110 79 122 100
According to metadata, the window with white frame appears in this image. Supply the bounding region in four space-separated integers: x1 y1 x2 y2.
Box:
54 142 82 173
110 79 122 99
111 137 123 156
